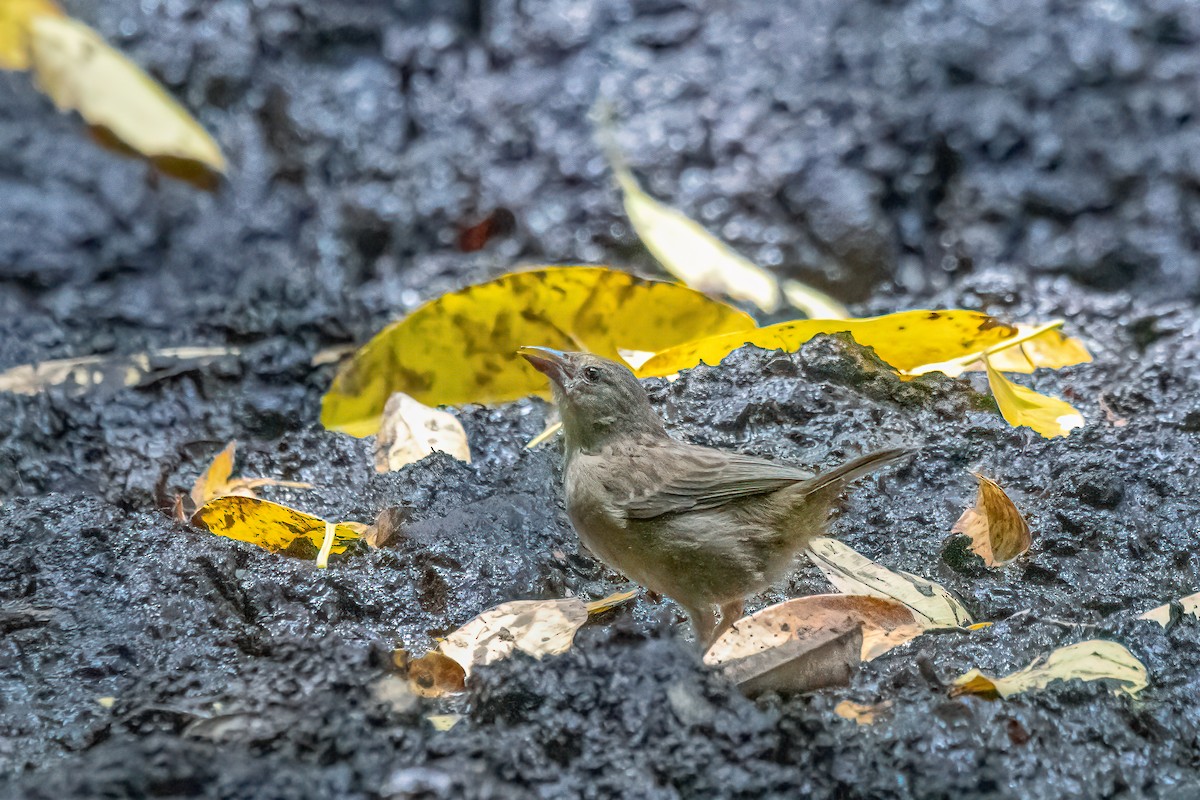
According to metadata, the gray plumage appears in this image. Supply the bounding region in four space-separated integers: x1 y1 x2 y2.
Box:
519 347 913 646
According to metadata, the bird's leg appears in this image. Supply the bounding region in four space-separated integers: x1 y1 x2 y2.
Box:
685 604 717 648
712 599 744 642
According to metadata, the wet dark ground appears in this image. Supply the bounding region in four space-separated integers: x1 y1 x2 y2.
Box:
4 0 1200 797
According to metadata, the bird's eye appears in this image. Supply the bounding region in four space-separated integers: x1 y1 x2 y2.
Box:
582 366 602 383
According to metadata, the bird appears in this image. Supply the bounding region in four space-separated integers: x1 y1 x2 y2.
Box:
518 346 914 647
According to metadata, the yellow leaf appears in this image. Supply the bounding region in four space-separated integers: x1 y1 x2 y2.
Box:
908 320 1091 377
704 594 924 665
985 358 1084 439
950 640 1148 699
189 441 312 509
374 392 471 472
952 473 1032 567
321 267 754 436
191 496 363 558
638 309 1017 378
27 16 226 186
805 537 972 628
973 326 1091 375
436 597 590 678
0 0 61 70
1139 592 1200 627
781 278 851 321
584 587 640 615
190 442 237 508
524 419 563 449
612 163 783 314
426 713 461 731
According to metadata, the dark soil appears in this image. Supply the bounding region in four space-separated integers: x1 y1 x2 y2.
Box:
4 0 1200 797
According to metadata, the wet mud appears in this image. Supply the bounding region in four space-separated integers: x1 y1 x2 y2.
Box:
4 1 1200 798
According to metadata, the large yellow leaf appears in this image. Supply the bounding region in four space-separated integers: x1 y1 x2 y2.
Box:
951 640 1148 699
638 309 1016 378
0 0 61 70
985 358 1084 439
192 496 363 558
27 15 226 186
321 267 755 436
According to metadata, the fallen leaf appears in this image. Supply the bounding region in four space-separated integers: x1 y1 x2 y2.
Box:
426 713 461 731
407 652 466 698
321 266 753 436
806 537 972 628
611 160 782 314
374 392 471 472
372 674 421 712
974 326 1091 375
985 358 1084 439
952 473 1032 567
1140 592 1200 627
705 594 924 665
438 598 589 678
585 587 640 615
524 419 563 449
908 321 1091 378
96 696 115 709
781 279 851 321
191 496 363 559
638 309 1017 378
950 640 1148 699
189 441 312 509
833 699 891 725
27 15 226 187
364 506 409 550
0 346 239 396
0 0 62 70
1098 393 1129 427
716 622 863 696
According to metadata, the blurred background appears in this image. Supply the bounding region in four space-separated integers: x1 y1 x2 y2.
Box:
4 0 1199 365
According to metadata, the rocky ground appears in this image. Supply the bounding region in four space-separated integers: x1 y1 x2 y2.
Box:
3 0 1200 797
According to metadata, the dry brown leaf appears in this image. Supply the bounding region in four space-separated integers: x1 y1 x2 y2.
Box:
716 622 863 696
438 598 589 678
407 652 467 698
951 473 1032 567
705 594 924 665
833 699 891 726
374 392 471 472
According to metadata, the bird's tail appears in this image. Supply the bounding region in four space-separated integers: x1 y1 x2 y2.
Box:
797 447 916 495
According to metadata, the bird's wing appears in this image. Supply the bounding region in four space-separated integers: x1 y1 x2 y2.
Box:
617 442 814 520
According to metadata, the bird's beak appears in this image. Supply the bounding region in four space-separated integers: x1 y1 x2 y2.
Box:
518 346 572 384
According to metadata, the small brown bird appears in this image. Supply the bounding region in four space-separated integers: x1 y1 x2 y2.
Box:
519 346 913 646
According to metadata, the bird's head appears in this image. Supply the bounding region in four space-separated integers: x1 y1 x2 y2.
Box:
518 347 665 451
